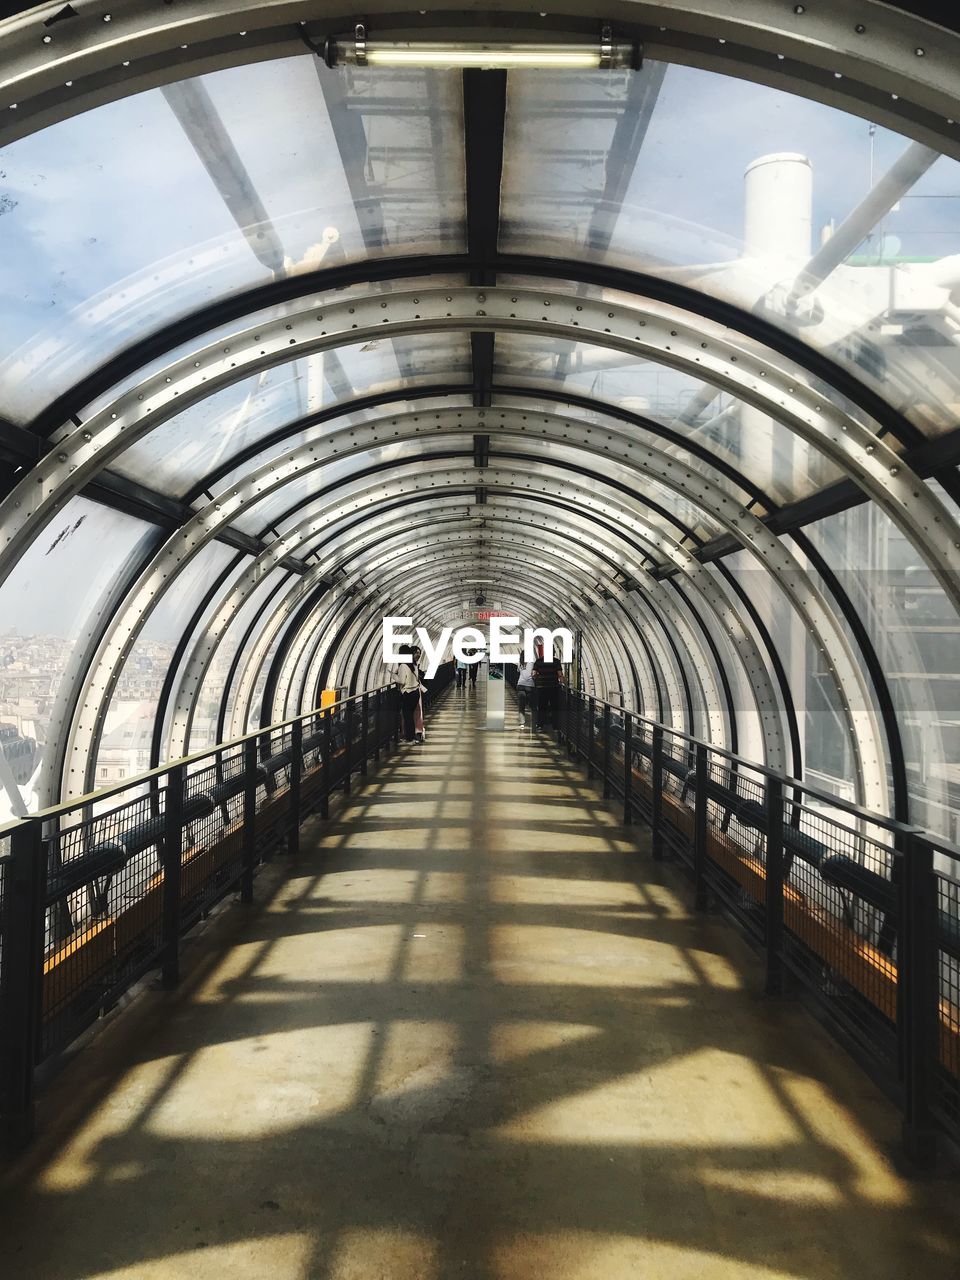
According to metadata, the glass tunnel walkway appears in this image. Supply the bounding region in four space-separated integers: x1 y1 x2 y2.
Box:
1 682 958 1280
1 0 960 1269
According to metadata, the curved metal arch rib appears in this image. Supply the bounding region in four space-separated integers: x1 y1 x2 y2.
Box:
7 287 957 617
65 457 798 796
2 2 959 159
249 471 788 752
323 567 618 705
208 460 783 747
57 386 885 794
224 506 716 747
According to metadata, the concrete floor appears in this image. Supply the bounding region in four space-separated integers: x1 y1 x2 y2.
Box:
1 686 958 1279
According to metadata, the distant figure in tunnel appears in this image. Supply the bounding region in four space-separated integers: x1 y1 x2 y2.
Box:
456 655 468 689
533 648 564 729
411 645 427 743
395 649 426 743
468 649 480 688
516 657 536 727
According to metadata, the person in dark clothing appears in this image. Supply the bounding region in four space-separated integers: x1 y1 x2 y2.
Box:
532 652 563 728
468 648 480 687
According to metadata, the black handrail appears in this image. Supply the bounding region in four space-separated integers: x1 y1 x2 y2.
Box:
0 667 454 1151
555 684 959 1167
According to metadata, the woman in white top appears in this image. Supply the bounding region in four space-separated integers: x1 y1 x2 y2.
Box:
395 652 425 742
516 660 536 727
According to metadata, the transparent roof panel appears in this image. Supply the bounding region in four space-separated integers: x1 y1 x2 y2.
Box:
0 57 465 422
805 506 960 834
501 63 960 435
495 434 724 543
493 331 841 504
206 394 474 502
108 336 471 496
0 498 156 815
261 437 472 540
77 276 470 421
489 392 754 507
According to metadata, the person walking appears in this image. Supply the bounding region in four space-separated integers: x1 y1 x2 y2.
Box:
456 656 468 690
395 650 425 743
532 648 564 729
468 649 480 689
516 658 536 728
411 646 427 743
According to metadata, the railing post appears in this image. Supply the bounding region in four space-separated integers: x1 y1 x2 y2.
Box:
694 743 709 911
287 719 303 857
764 777 785 996
587 696 595 779
900 833 938 1166
602 703 611 799
161 764 184 988
320 707 332 819
360 692 369 778
622 712 633 825
651 725 664 861
343 700 354 795
241 736 258 903
571 692 580 759
0 818 44 1152
373 689 381 762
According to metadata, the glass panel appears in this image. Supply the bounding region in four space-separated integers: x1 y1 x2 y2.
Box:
0 499 155 815
190 569 293 753
490 391 755 506
494 331 841 504
268 440 473 538
721 549 860 801
502 63 960 435
153 553 253 763
77 277 471 417
95 543 236 783
807 508 960 839
0 58 465 421
499 435 724 542
109 338 471 495
207 394 475 498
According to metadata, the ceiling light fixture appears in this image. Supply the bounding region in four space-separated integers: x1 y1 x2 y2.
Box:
320 22 640 71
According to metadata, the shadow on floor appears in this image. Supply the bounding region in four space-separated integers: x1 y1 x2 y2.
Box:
1 694 957 1280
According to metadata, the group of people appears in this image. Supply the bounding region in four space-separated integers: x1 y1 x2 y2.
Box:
516 650 564 729
455 649 481 690
389 645 565 742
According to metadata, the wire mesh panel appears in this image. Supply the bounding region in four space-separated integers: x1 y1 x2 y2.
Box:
181 743 247 929
778 807 901 1072
0 832 9 999
40 781 173 1059
698 752 768 944
932 850 960 1142
554 688 960 1158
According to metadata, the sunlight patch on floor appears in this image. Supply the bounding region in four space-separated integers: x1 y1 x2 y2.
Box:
492 1232 798 1280
87 1233 316 1280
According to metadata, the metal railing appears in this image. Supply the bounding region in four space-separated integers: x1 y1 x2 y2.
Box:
0 668 453 1150
555 685 960 1165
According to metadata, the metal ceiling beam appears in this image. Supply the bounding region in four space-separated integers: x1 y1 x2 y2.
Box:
463 68 506 284
3 2 960 160
656 421 960 578
464 69 507 403
161 79 286 275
